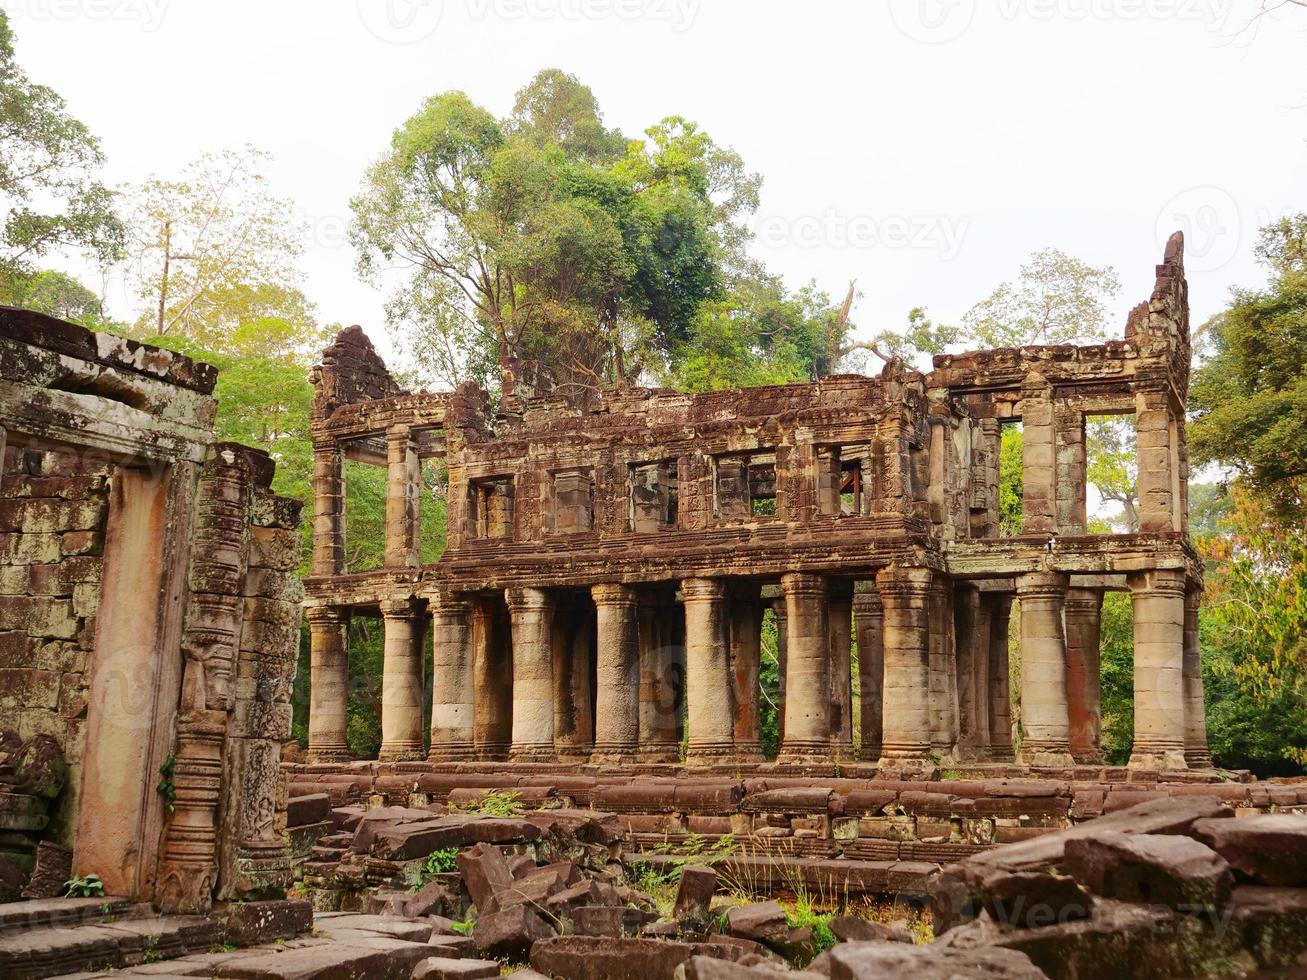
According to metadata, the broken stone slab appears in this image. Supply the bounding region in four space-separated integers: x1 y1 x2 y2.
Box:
1062 832 1233 912
455 842 514 914
824 940 1051 979
223 900 313 946
213 942 420 980
571 904 656 938
524 808 624 845
673 865 717 922
348 807 436 853
930 797 1235 933
546 879 620 917
829 914 913 944
313 914 434 943
675 954 824 978
471 903 556 960
370 815 542 860
938 898 1253 980
402 880 457 919
979 872 1093 930
1227 884 1307 970
286 794 332 828
411 955 500 979
529 935 754 980
425 933 476 958
725 901 789 943
1192 813 1307 887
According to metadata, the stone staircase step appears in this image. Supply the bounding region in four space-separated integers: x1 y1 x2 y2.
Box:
0 913 218 979
0 898 141 936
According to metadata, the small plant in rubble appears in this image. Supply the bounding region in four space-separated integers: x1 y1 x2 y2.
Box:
454 789 524 817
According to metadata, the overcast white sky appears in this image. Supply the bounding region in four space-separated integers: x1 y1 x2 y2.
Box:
6 0 1306 370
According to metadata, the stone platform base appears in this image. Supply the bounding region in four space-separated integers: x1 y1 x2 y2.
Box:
285 763 1303 889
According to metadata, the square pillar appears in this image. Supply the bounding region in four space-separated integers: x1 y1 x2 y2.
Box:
1016 571 1074 768
853 586 884 762
311 444 344 577
385 425 421 569
928 576 960 758
828 580 854 759
473 598 511 761
1128 569 1188 770
778 572 832 763
729 583 765 763
551 599 594 760
953 584 986 760
306 606 350 762
1183 583 1212 767
379 599 426 761
986 593 1015 761
428 593 475 761
875 567 933 764
1021 376 1056 535
1135 388 1179 533
682 579 735 765
637 592 680 762
1065 588 1105 764
507 587 556 761
772 598 788 745
592 584 640 763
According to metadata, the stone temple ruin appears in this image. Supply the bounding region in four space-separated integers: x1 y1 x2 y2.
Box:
1 233 1306 980
303 232 1207 777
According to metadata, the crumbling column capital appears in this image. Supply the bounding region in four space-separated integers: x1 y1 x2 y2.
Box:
681 578 728 603
591 583 638 609
874 565 934 598
780 571 828 598
852 588 883 616
379 597 423 620
1016 570 1070 599
1127 567 1187 598
506 586 554 615
305 605 350 626
427 591 472 621
1064 587 1105 613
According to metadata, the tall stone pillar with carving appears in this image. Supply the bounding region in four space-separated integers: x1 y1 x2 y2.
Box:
778 572 831 763
385 425 421 569
379 599 426 761
311 442 344 578
1182 583 1212 767
306 606 350 762
507 587 556 760
986 593 1015 761
1016 571 1074 768
592 584 640 763
828 580 855 759
1128 568 1188 770
729 583 765 763
853 586 884 762
429 592 476 761
682 578 734 766
1065 588 1105 764
875 567 933 765
637 593 680 763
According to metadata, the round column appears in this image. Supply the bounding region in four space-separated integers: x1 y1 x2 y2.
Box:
682 578 734 765
592 584 640 762
1182 584 1212 767
778 572 831 763
1128 569 1188 770
507 587 556 761
306 606 350 762
1016 571 1074 768
875 567 933 764
428 592 476 761
379 599 426 761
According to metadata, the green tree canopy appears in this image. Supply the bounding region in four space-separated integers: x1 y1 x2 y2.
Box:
0 12 123 296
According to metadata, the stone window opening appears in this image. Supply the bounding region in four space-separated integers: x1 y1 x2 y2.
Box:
629 459 679 532
998 420 1024 536
549 468 596 535
818 445 870 517
469 475 514 539
1084 412 1138 534
714 451 777 520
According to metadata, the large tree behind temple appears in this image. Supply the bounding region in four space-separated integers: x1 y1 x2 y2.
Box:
350 70 762 397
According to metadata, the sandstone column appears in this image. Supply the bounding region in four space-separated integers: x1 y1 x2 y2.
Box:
385 425 421 569
473 599 511 760
953 584 983 759
986 593 1015 761
729 583 765 763
1021 375 1056 534
1065 588 1105 764
592 584 640 762
778 573 832 762
379 599 426 761
828 580 854 759
1136 388 1179 533
853 586 884 761
927 576 960 758
875 567 932 764
428 593 475 761
507 587 556 760
773 598 788 745
1016 571 1074 767
637 593 680 762
1183 584 1212 767
306 606 350 762
682 578 734 765
1128 569 1188 770
311 443 344 577
971 594 993 761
